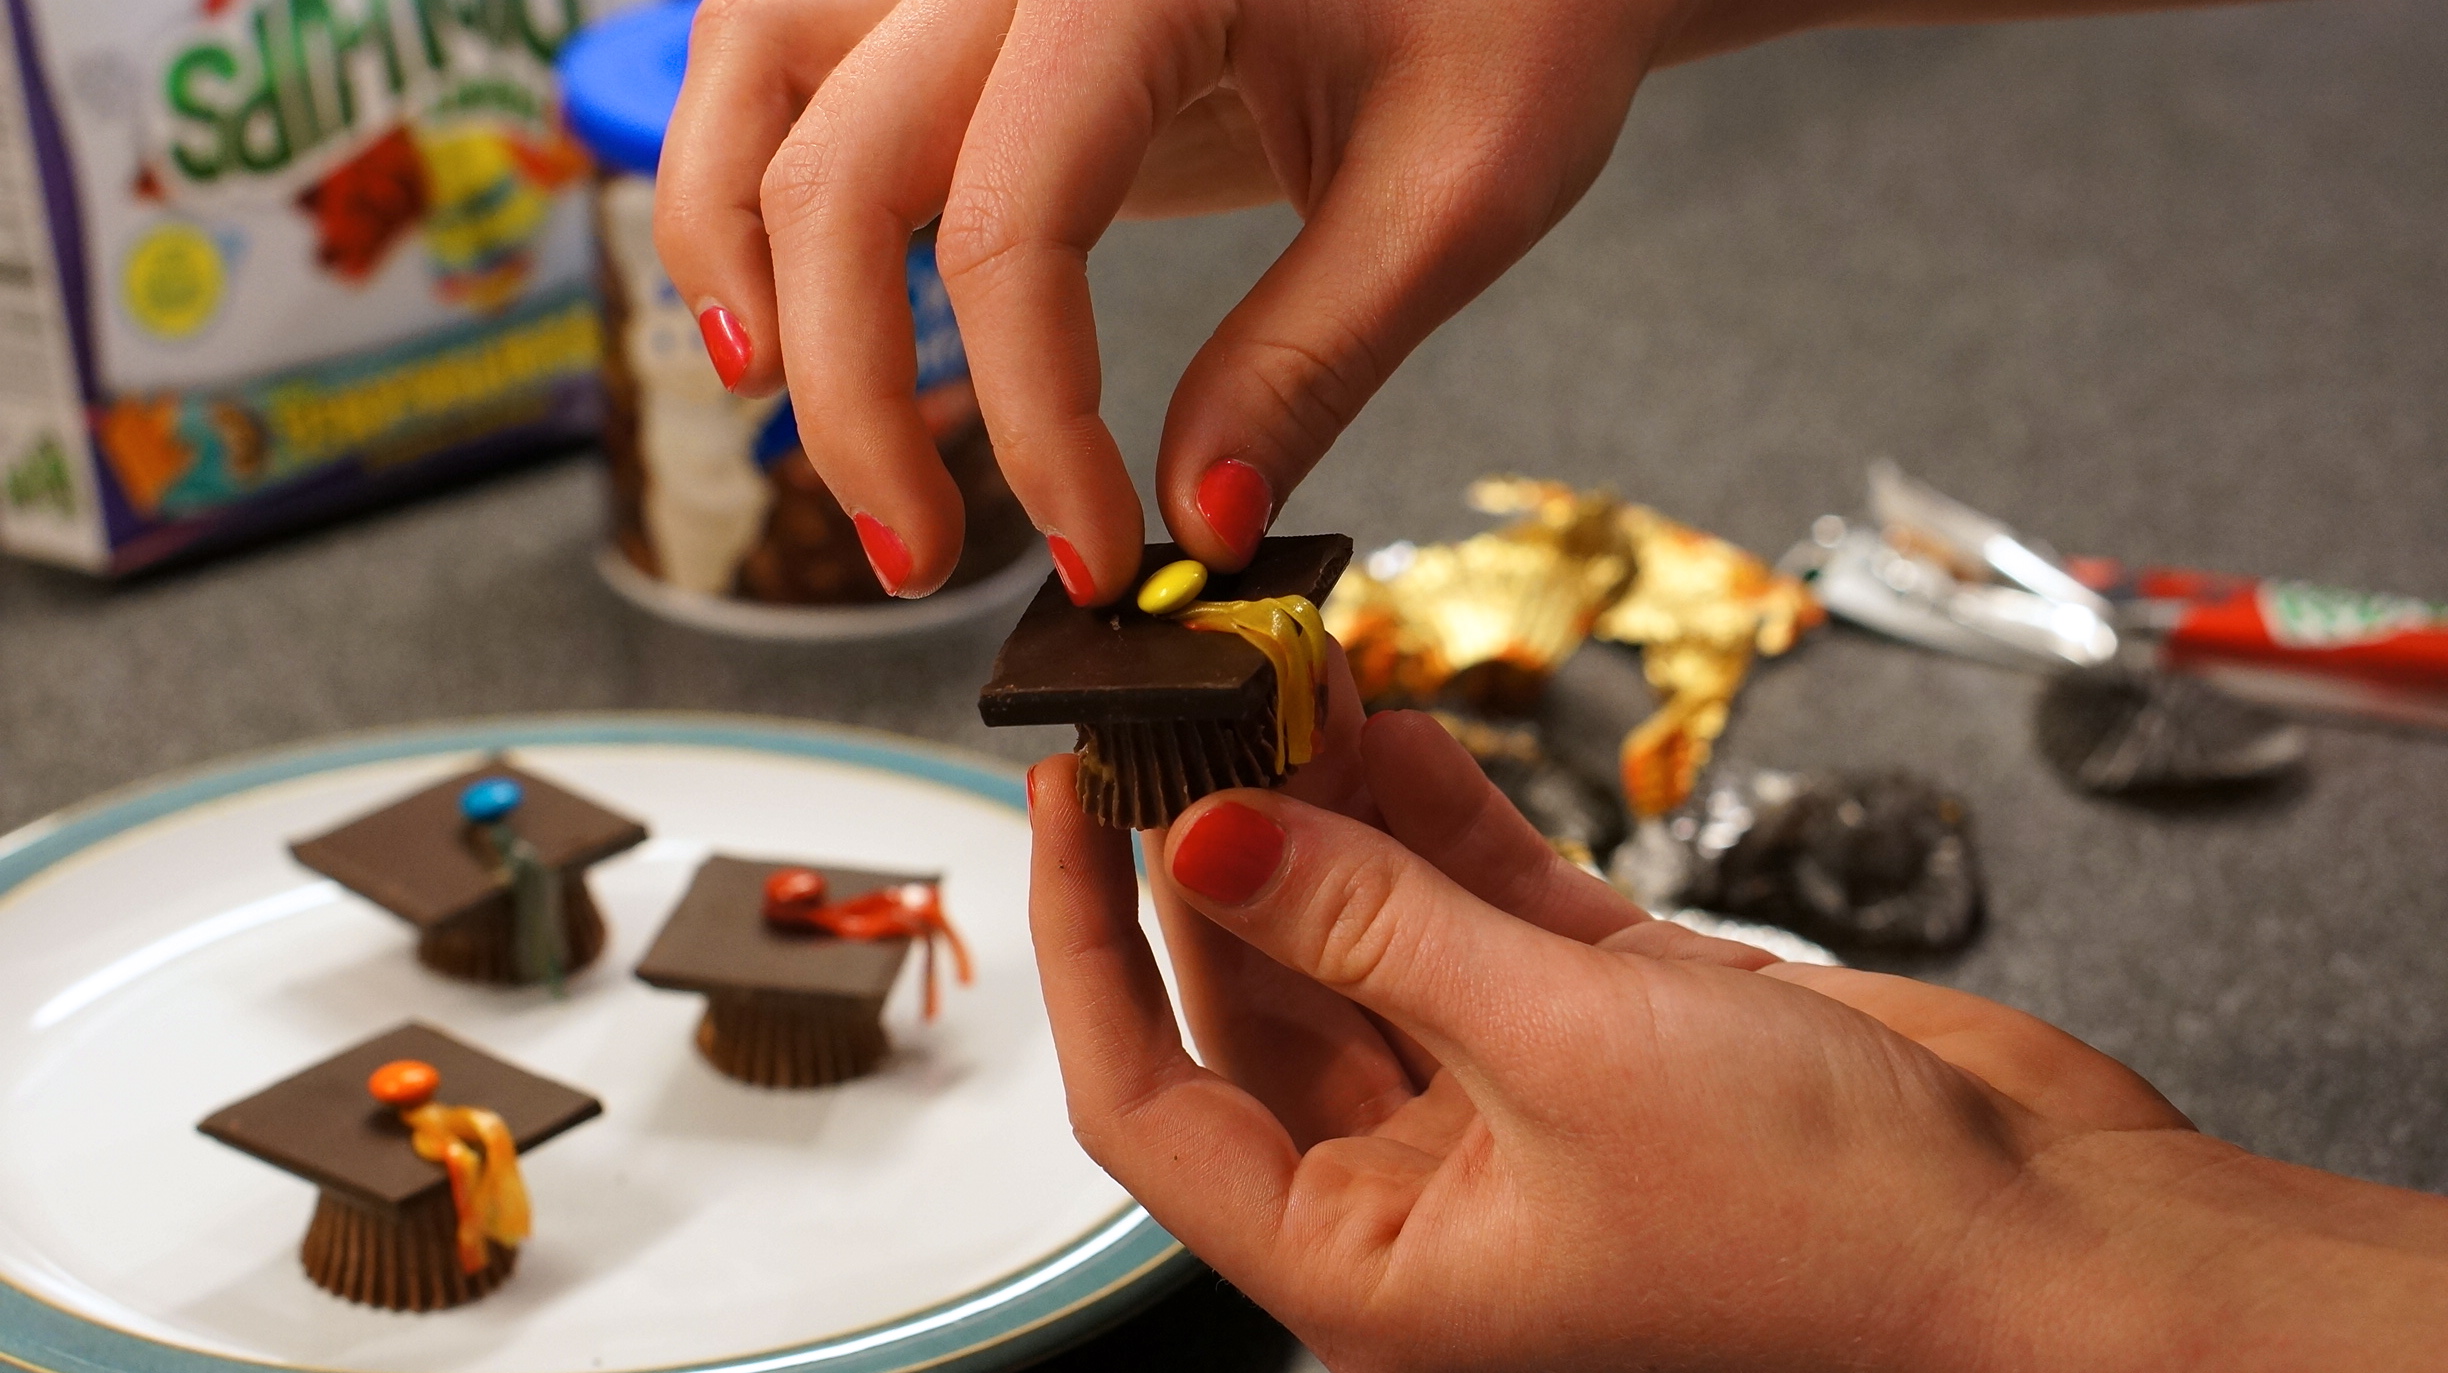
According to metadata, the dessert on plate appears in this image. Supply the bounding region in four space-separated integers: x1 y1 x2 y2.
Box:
978 534 1353 828
196 1021 601 1311
290 761 647 986
634 855 969 1088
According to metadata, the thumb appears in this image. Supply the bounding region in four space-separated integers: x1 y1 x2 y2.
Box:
1158 787 1597 1091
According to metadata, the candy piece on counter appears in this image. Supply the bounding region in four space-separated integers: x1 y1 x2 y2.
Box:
290 762 646 987
978 536 1352 829
2036 668 2308 794
1613 765 1983 952
636 856 969 1088
196 1022 600 1312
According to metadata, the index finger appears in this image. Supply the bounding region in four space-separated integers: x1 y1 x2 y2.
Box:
937 1 1234 604
655 0 893 397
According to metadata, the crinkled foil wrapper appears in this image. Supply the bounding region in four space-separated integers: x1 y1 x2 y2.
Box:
1611 765 1983 952
1325 478 1822 817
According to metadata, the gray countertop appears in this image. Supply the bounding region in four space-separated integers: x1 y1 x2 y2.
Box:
4 1 2443 1364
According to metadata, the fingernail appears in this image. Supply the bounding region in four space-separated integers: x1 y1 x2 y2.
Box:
1170 801 1285 905
1025 761 1043 814
1195 459 1272 564
853 512 911 596
697 305 751 391
1047 534 1096 606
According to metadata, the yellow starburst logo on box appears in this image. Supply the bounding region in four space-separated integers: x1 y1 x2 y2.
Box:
122 220 225 340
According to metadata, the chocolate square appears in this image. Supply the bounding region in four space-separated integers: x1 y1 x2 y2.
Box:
977 534 1352 727
634 856 920 1002
198 1022 601 1215
291 762 647 932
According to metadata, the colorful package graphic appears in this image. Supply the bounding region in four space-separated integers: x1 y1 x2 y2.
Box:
0 0 636 574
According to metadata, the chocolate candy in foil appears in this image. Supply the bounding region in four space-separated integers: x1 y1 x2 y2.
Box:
1613 765 1982 952
2035 667 2307 795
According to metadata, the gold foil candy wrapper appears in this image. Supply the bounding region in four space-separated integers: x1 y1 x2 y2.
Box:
1325 477 1633 712
1327 537 1626 712
1593 506 1821 659
1326 478 1821 822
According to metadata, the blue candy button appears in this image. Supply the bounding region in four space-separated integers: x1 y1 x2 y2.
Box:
460 777 524 823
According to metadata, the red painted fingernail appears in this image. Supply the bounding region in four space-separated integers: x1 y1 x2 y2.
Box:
1047 534 1096 606
697 306 751 391
853 512 911 596
1025 761 1043 814
1195 459 1272 564
1170 801 1285 905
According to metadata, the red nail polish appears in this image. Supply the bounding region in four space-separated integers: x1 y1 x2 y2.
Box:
853 512 911 596
1047 534 1095 606
697 305 751 391
1170 801 1285 905
1025 761 1043 814
1195 459 1272 564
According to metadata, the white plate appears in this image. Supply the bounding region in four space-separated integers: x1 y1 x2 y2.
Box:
0 717 1188 1373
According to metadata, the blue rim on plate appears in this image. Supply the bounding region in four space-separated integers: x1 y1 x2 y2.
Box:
0 715 1194 1373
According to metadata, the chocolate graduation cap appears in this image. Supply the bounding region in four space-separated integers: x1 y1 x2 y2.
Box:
291 762 646 985
197 1022 600 1312
978 534 1352 828
636 855 961 1088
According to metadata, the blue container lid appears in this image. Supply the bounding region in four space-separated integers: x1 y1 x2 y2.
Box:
559 0 697 177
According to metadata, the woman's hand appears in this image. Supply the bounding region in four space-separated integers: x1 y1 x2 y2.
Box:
1022 656 2220 1370
656 0 1693 600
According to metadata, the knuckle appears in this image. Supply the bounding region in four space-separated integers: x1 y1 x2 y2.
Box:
1235 324 1380 458
1306 849 1410 991
757 121 844 228
1067 1118 1120 1171
931 185 1032 288
685 0 773 66
649 206 696 278
687 0 749 39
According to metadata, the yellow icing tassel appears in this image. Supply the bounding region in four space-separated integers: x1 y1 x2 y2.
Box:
368 1059 533 1275
1144 559 1327 770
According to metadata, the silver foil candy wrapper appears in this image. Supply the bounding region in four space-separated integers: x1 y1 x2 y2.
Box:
1612 764 1984 952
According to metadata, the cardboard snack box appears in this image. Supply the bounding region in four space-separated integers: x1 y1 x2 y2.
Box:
0 0 632 574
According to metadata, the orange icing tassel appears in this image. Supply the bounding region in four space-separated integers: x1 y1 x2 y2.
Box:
762 873 973 1020
368 1059 532 1275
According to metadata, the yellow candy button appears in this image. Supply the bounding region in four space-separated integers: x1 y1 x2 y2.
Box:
1136 559 1209 615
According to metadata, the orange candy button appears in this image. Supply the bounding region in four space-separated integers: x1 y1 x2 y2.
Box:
368 1058 440 1108
761 867 828 923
